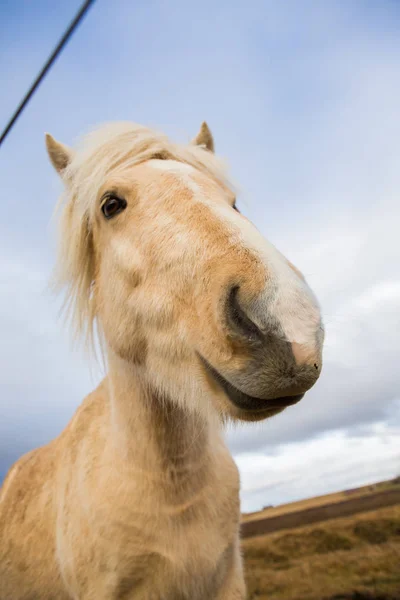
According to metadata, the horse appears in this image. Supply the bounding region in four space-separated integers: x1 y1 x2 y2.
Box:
0 121 324 599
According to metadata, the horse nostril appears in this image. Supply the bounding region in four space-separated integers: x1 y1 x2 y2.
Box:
227 286 263 341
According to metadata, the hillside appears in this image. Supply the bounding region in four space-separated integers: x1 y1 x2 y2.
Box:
242 479 400 600
242 479 396 523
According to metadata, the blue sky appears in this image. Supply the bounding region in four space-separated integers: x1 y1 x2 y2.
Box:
1 0 400 512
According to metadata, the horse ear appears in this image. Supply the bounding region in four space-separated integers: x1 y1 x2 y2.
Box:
45 133 74 175
192 121 215 153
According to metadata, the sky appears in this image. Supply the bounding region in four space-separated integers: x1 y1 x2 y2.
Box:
1 0 399 513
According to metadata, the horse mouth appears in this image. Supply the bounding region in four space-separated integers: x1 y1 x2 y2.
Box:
199 356 304 413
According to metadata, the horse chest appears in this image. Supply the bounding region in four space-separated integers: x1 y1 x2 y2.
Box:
117 531 233 600
75 441 241 598
111 493 239 599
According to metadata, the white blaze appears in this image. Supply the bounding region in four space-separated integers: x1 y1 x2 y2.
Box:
148 159 322 349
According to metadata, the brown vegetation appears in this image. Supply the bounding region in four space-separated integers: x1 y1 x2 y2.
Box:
242 504 400 600
242 478 399 524
241 487 400 538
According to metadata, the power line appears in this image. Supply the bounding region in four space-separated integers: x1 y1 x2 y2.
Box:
0 0 96 148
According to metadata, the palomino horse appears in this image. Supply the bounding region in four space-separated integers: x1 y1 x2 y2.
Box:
0 121 323 599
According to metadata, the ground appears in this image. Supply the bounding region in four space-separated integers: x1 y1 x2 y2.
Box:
242 503 400 600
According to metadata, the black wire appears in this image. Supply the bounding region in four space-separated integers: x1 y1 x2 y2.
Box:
0 0 96 148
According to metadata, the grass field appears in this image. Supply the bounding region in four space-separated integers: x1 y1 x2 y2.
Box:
242 501 400 599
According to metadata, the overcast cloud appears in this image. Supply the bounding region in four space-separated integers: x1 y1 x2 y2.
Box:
1 0 399 512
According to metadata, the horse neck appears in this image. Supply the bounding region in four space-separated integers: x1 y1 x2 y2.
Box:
105 351 215 487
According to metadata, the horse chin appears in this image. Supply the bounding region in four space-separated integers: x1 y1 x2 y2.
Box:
199 354 304 421
230 405 286 423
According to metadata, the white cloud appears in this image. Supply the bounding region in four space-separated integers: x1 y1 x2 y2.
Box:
235 411 400 512
0 250 95 472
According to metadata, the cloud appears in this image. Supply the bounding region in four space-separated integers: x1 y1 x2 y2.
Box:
236 409 400 512
224 6 400 500
1 0 400 512
0 249 95 474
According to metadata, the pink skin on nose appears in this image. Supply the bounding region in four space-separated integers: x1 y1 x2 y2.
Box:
291 342 319 369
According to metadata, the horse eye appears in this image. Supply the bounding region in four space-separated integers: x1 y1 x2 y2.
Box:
101 195 127 219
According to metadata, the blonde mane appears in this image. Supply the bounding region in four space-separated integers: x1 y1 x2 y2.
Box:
52 122 230 347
